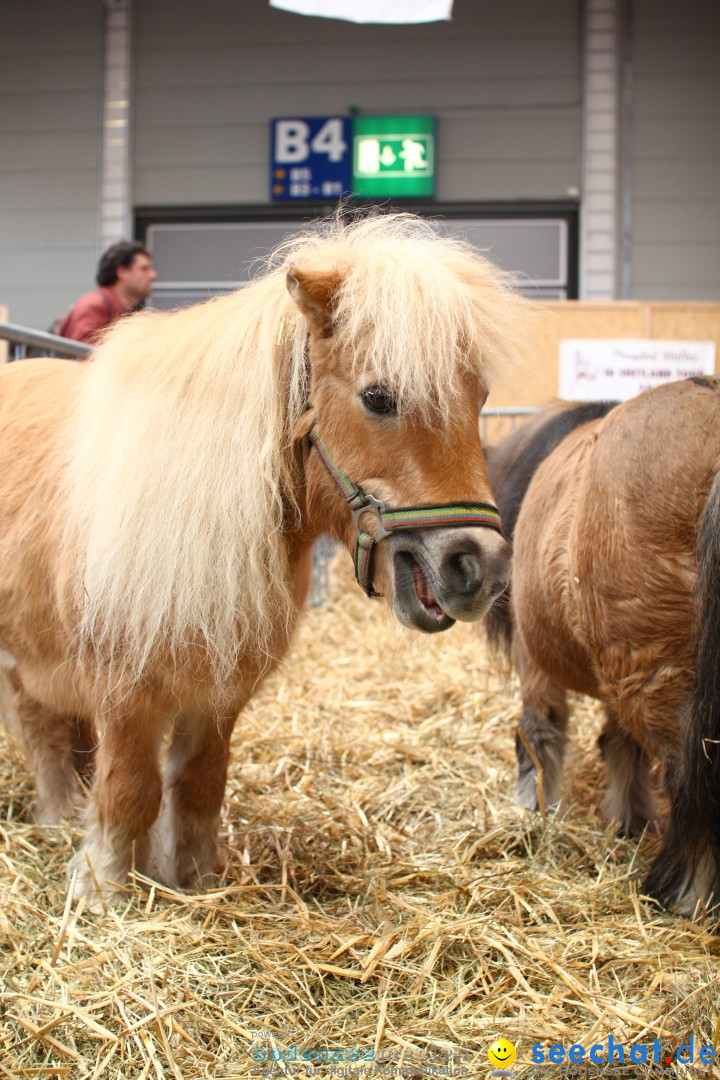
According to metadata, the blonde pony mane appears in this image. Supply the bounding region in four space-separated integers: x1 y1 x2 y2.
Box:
63 211 525 692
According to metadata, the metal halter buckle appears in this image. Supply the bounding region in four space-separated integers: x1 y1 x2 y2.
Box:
350 493 388 539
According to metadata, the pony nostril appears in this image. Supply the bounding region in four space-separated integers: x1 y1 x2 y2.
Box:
448 550 483 593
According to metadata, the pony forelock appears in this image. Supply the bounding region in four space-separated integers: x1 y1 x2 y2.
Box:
62 211 526 694
273 210 526 418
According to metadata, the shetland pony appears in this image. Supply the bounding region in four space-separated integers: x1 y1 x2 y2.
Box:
0 212 524 901
485 380 720 919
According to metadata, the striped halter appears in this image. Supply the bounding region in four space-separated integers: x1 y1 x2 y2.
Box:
307 427 503 597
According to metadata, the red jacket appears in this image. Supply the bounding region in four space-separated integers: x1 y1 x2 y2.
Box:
59 286 131 345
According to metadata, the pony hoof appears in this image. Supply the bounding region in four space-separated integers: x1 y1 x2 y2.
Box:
175 856 223 891
612 818 655 840
34 797 82 826
66 871 105 914
66 850 124 912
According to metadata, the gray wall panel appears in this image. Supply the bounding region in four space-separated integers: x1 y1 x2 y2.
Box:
633 161 720 202
634 76 720 116
0 211 98 250
8 249 104 291
634 1 720 33
0 0 102 328
135 160 579 207
0 287 97 321
632 34 720 70
633 244 720 283
133 112 581 178
0 171 99 211
629 285 720 302
134 166 268 206
441 114 580 162
134 125 267 169
438 160 579 202
3 0 718 329
634 202 720 244
133 0 581 206
630 0 720 299
0 55 102 94
138 37 579 88
0 6 102 52
0 91 101 132
1 132 100 172
634 117 720 160
137 78 579 128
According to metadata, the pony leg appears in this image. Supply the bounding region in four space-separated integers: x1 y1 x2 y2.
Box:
513 640 569 811
70 715 98 784
642 756 720 920
151 710 236 888
70 711 164 902
597 709 657 837
11 688 85 823
643 471 720 920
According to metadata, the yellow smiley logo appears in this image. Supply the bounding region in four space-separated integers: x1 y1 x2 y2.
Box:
488 1039 517 1068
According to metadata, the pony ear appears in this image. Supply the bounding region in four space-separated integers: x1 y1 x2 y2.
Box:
286 267 341 335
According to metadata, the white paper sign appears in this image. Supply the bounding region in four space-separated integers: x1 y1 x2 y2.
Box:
559 339 716 401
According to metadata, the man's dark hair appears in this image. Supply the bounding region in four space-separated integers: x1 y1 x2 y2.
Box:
96 241 150 286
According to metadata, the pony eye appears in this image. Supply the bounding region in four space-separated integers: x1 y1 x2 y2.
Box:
361 386 397 415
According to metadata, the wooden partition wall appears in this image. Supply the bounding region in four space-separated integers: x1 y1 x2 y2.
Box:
483 301 720 443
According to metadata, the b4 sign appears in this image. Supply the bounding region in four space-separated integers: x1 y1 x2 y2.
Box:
271 117 351 201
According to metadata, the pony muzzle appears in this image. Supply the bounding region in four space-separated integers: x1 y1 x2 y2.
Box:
388 527 512 633
306 427 509 616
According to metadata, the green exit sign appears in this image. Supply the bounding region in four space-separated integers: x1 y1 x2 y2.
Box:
352 115 435 198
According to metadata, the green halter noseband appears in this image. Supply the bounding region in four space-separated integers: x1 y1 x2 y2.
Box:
307 427 503 597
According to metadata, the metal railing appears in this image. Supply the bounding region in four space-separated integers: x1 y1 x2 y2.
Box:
480 405 536 444
0 321 91 361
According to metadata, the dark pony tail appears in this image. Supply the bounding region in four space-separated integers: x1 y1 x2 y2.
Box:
644 470 720 916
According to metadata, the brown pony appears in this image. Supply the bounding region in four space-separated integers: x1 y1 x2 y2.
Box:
485 380 720 920
0 212 523 902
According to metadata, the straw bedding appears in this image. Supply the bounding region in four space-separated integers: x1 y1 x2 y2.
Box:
1 555 718 1079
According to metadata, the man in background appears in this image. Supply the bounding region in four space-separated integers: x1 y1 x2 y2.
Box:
59 241 156 345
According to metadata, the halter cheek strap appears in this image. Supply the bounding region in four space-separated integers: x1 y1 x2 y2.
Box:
307 427 503 597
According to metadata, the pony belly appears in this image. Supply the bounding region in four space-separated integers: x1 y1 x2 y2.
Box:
510 427 604 700
523 630 601 699
513 578 602 700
